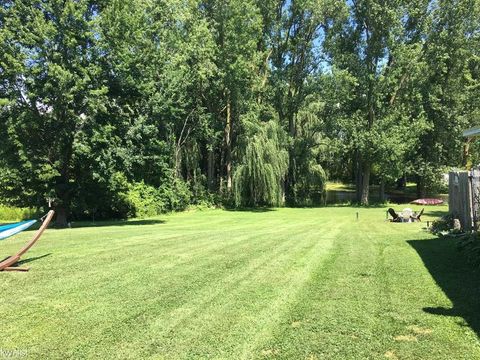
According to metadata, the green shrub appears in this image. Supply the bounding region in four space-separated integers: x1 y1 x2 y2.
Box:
71 171 134 220
429 214 480 267
189 174 218 207
126 182 165 218
71 171 194 220
0 206 40 221
126 178 192 218
430 213 457 235
158 177 192 212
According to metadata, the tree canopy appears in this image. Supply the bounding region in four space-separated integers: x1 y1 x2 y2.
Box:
0 0 479 222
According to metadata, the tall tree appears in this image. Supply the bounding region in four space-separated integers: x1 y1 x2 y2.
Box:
0 0 105 225
200 0 265 196
325 0 430 204
412 0 480 196
268 0 345 204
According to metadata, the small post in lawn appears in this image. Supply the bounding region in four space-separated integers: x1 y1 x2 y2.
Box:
356 212 359 221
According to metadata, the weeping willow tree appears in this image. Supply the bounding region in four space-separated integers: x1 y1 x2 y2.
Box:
233 120 288 207
291 94 328 205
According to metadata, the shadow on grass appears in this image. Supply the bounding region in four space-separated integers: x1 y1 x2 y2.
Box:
226 204 393 212
68 219 166 229
408 237 480 337
17 253 52 266
0 253 51 267
423 210 449 218
224 207 276 213
330 203 389 208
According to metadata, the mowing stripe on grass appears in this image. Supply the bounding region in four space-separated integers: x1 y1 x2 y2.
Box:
1 206 479 359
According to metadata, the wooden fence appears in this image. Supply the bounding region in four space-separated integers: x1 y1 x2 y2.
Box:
448 168 480 231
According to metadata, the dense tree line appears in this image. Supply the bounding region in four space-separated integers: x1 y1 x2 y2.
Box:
0 0 479 224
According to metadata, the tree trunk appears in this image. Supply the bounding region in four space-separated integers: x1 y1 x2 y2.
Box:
360 161 370 205
286 111 297 205
416 176 427 198
55 205 68 228
207 149 215 191
175 148 182 178
379 180 386 203
55 169 71 227
463 139 471 168
354 150 362 203
224 98 232 191
396 174 406 190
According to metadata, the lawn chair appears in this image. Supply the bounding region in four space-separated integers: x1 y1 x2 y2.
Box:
388 208 400 222
0 210 54 271
411 208 424 222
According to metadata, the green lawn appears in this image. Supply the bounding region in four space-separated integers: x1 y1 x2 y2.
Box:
1 206 479 359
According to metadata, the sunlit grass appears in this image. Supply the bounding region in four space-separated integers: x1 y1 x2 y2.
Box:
0 206 478 359
326 182 356 192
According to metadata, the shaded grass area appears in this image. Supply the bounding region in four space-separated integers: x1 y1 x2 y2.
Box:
325 181 448 206
0 206 479 359
408 237 480 337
